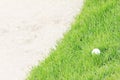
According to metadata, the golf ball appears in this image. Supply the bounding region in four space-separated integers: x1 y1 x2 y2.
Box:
92 48 101 55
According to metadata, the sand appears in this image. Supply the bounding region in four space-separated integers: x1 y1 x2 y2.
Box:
0 0 83 80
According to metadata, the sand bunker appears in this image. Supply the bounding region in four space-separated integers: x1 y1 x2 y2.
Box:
0 0 83 80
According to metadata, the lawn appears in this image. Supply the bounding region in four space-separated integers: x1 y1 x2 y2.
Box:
27 0 120 80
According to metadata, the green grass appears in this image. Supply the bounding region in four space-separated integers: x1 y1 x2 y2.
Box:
27 0 120 80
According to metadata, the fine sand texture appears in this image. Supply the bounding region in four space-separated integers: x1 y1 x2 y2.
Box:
0 0 83 80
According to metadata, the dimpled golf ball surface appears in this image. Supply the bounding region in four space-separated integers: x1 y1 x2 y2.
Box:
92 48 101 55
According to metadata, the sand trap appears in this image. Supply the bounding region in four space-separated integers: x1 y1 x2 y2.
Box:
0 0 83 80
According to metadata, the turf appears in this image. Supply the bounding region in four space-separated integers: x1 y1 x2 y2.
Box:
27 0 120 80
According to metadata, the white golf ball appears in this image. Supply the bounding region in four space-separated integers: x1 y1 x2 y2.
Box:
92 48 101 55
